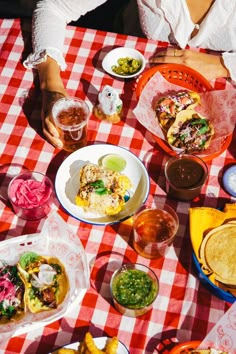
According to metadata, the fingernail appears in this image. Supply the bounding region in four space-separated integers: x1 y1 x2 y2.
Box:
55 142 63 149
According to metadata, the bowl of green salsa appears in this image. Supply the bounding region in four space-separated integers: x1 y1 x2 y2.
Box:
110 263 159 317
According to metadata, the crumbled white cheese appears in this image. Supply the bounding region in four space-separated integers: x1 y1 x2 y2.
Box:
3 297 20 309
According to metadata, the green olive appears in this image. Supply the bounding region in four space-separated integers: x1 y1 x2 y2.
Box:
111 56 142 76
131 59 141 69
121 63 129 73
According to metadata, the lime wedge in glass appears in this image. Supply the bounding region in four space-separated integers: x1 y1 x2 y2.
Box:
102 154 127 172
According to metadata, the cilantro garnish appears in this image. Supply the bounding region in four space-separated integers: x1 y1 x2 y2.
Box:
0 302 16 319
89 180 109 195
189 118 209 135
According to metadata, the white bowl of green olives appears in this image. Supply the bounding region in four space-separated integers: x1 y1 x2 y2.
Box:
102 47 146 79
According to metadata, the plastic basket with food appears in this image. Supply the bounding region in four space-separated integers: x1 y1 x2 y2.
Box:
169 341 228 354
135 64 232 161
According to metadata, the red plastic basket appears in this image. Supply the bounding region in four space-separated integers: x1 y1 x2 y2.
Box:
136 64 212 96
169 341 202 354
135 64 232 162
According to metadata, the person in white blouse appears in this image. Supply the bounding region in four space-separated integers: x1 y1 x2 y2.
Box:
24 0 236 148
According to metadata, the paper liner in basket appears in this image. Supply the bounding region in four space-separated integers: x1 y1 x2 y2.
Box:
197 301 236 353
133 72 236 156
0 211 89 344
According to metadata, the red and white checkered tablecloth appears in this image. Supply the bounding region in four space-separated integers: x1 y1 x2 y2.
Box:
0 18 235 354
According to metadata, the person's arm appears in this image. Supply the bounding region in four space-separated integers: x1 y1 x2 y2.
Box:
24 0 107 148
149 48 230 81
37 57 68 148
25 0 108 70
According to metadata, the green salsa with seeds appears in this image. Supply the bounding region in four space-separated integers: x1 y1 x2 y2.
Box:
112 269 158 309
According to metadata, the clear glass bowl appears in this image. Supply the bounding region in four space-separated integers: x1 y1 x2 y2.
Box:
110 263 159 317
164 153 208 201
8 171 53 220
132 204 179 259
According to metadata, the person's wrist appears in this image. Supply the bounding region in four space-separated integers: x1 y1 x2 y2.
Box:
40 75 65 93
41 83 67 95
37 56 65 92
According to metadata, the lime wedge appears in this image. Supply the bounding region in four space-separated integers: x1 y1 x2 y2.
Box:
102 154 127 172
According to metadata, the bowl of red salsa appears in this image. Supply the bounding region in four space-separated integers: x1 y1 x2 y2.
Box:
164 153 208 201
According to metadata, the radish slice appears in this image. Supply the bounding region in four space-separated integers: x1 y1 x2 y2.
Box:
38 270 56 285
30 264 57 288
31 273 44 288
39 264 55 272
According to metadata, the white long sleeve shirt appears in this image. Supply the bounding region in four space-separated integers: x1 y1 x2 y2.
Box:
24 0 236 80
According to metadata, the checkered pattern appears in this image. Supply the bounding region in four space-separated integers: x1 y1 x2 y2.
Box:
0 19 235 354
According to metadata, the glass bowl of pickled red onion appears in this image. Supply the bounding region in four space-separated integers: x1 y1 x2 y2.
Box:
8 171 54 220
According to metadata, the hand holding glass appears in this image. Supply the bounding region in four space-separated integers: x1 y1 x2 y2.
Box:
52 97 90 152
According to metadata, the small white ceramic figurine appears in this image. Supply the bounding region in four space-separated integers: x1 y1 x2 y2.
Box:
93 85 122 123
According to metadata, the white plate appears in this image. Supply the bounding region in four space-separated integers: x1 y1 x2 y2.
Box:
102 47 146 79
55 144 150 225
53 337 129 353
0 213 88 341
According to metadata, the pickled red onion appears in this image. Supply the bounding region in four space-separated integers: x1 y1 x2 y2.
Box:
9 178 52 208
0 277 16 301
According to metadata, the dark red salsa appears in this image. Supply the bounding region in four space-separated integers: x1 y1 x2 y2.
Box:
166 158 205 188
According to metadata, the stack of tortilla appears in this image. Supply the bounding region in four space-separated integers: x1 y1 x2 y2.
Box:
189 204 236 297
199 222 236 292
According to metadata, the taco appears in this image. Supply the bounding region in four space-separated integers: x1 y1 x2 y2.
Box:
167 109 214 153
155 91 200 132
0 261 25 324
17 252 69 314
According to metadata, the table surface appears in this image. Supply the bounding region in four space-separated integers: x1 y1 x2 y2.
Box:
0 18 235 354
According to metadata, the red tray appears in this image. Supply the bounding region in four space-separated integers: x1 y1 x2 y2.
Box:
135 64 232 162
